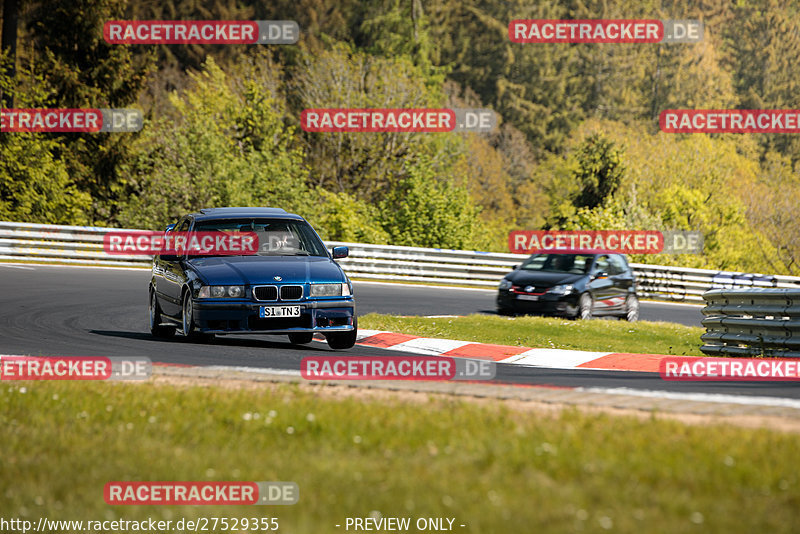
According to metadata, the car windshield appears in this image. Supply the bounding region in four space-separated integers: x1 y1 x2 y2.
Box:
191 218 329 257
520 254 595 274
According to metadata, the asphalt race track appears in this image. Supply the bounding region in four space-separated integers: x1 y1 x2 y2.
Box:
354 281 704 327
1 263 797 401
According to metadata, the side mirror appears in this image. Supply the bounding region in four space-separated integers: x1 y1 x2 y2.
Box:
332 246 349 259
165 223 176 232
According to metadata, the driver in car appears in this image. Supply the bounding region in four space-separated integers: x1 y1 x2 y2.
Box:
266 225 298 253
550 255 571 271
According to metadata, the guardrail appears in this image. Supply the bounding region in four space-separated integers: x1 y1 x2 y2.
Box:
701 288 800 358
2 221 799 302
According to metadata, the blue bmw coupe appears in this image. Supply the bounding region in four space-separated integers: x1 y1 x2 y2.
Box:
148 207 357 349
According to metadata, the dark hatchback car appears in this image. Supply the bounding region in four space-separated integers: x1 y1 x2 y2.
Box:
496 252 639 321
148 207 357 349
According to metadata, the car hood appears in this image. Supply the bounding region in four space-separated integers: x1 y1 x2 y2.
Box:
187 255 346 286
506 270 585 287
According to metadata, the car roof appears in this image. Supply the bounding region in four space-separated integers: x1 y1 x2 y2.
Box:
189 207 305 222
528 252 629 263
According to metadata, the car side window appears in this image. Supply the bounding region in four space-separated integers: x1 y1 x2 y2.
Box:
607 255 626 276
594 255 610 274
176 219 190 232
571 255 589 274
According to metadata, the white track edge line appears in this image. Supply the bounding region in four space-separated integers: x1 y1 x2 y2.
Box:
579 386 800 409
204 365 302 376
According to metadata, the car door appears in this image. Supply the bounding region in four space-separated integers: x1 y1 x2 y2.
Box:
158 217 191 316
152 221 176 313
587 254 616 312
606 254 633 311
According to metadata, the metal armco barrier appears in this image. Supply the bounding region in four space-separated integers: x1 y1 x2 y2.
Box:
2 221 799 302
701 288 800 358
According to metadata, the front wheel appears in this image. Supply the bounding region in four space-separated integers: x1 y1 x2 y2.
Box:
624 294 639 322
578 293 593 320
326 317 358 350
182 290 214 342
149 289 176 338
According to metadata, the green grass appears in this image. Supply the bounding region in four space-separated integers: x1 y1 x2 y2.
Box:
360 313 706 356
1 380 798 533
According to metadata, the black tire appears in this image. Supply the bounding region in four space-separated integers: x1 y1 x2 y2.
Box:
182 290 214 342
624 294 639 322
288 332 314 344
326 317 358 350
578 293 593 320
149 288 176 338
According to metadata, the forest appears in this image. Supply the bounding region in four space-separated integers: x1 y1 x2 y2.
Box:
1 0 799 274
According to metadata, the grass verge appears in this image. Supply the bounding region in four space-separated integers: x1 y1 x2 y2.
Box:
1 380 798 533
359 313 706 356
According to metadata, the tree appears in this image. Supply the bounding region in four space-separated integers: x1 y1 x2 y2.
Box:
357 0 436 73
645 29 736 121
742 152 800 275
490 123 548 231
451 133 516 250
0 134 92 224
292 42 449 202
379 155 481 249
572 133 625 210
306 189 390 244
725 0 800 162
23 0 156 222
117 57 308 229
0 54 92 223
1 0 18 106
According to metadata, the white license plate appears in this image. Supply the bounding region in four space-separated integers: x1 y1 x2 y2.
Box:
260 306 301 318
518 295 539 301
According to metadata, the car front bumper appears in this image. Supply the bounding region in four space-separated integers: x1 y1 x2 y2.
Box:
496 290 579 316
192 298 356 334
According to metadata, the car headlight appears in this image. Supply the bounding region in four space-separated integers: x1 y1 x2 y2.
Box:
310 283 344 297
548 284 574 295
198 285 245 298
210 286 226 298
499 279 512 290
